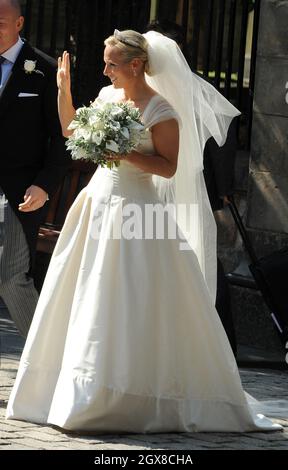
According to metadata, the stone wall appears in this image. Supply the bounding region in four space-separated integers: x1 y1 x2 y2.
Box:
217 0 288 353
247 0 288 252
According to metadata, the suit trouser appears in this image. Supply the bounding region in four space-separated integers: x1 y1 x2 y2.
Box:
216 257 237 357
0 189 39 337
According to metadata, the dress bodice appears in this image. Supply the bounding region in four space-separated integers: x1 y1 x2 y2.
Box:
88 86 179 200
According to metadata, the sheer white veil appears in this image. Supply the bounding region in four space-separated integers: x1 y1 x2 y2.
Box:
143 31 240 301
142 32 288 421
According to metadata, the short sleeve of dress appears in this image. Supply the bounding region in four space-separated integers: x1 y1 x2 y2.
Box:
143 95 181 129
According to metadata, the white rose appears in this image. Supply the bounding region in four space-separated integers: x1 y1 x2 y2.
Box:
91 130 104 145
24 60 37 73
111 108 125 118
74 148 89 160
74 127 90 140
88 110 100 126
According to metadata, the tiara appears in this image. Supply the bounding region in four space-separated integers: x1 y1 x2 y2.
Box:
113 29 143 50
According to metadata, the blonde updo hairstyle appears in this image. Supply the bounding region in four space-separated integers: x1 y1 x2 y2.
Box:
104 29 153 76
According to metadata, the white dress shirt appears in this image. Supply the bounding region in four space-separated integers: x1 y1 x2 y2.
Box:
0 36 24 90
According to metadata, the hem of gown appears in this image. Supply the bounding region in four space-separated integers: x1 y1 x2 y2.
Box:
6 370 282 434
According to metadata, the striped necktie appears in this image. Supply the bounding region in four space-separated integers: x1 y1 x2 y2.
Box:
0 56 5 86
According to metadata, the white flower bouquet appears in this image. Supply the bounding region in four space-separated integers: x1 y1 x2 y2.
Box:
66 100 145 169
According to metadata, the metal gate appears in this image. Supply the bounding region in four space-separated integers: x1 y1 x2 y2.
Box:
19 0 260 148
155 0 260 148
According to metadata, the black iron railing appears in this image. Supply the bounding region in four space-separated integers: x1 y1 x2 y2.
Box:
19 0 260 149
20 0 151 105
155 0 260 148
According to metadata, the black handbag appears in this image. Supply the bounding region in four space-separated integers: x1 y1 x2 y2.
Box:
228 197 288 346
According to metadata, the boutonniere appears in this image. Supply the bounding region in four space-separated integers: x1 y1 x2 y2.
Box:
24 60 44 77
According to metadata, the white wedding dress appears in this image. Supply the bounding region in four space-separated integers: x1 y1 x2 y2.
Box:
6 87 282 433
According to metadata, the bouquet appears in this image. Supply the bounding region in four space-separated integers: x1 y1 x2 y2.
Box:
66 100 146 169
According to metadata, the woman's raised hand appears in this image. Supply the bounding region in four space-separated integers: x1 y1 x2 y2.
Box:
57 51 76 137
57 51 71 95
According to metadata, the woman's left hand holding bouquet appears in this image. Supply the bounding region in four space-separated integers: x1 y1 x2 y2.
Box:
105 154 126 162
105 153 127 170
57 51 76 137
105 151 137 169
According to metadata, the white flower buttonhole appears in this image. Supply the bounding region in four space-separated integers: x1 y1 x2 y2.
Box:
24 60 44 77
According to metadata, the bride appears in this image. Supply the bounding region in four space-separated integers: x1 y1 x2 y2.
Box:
6 30 282 433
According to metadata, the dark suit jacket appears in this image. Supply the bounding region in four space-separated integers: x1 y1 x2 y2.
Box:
203 117 237 211
0 40 70 265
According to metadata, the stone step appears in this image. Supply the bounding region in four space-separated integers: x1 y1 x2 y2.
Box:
230 282 284 353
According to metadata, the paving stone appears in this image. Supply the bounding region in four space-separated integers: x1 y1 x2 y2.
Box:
14 430 70 443
1 307 288 451
1 445 34 450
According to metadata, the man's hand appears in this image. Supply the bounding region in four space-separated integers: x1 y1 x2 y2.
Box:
19 185 48 212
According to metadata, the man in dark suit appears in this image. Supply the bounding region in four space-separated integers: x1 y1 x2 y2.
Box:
203 121 238 356
0 0 70 336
